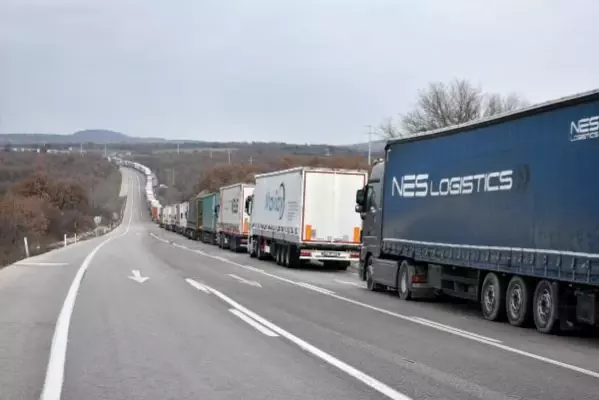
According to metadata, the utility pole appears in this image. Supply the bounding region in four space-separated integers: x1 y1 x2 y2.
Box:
365 125 373 165
104 143 107 157
177 143 180 155
227 148 231 164
249 156 253 165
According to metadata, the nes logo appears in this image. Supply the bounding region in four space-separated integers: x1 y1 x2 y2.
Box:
392 170 513 198
265 183 286 220
570 116 599 141
231 198 239 214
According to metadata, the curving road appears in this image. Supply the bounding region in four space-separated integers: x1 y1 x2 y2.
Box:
1 167 598 400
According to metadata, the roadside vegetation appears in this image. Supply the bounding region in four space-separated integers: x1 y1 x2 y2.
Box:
0 152 124 267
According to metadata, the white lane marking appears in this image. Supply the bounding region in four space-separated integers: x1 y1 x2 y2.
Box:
149 232 170 243
40 181 136 400
411 317 502 344
242 265 265 273
207 284 412 400
128 269 149 284
229 308 278 337
186 278 210 293
295 282 335 295
228 274 262 287
151 236 599 379
335 279 366 288
15 262 68 266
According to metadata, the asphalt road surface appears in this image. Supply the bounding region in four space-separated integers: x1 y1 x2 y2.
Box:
1 167 598 400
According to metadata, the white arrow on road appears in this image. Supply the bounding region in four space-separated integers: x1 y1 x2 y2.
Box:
128 270 149 283
228 274 262 287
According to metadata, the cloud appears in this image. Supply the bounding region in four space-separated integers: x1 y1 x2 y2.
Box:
0 0 598 144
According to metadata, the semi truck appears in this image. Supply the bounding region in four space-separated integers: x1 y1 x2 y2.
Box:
175 201 189 234
199 192 219 244
246 167 366 269
355 89 599 334
218 183 254 251
185 193 219 242
185 195 201 240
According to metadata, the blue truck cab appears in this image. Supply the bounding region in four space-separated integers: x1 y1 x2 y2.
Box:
356 89 599 334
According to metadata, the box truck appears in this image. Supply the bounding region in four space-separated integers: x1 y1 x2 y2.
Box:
246 167 366 269
218 183 254 251
356 89 599 334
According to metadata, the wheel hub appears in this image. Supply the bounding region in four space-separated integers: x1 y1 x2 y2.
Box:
509 284 522 317
484 284 496 312
536 288 552 324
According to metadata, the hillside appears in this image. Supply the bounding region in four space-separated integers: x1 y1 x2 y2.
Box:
0 130 164 145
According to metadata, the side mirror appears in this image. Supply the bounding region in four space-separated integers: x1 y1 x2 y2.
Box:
354 204 363 213
214 204 220 216
355 188 365 206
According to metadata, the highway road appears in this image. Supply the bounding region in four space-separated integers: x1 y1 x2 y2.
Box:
1 167 598 400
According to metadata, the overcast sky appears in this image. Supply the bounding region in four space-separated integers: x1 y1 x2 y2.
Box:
0 0 597 144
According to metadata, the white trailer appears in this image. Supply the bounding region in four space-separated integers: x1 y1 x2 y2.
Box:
161 205 174 230
218 182 255 251
176 202 189 234
246 166 367 269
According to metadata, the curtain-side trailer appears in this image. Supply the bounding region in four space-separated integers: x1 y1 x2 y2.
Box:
356 89 599 334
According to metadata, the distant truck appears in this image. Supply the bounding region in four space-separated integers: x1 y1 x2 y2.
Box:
175 202 189 234
356 89 599 334
246 167 366 269
162 205 175 231
199 192 219 244
218 183 254 251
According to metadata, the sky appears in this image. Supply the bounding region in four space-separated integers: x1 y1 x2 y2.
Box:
0 0 598 145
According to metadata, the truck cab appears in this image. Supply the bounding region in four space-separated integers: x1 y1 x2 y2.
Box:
355 160 385 281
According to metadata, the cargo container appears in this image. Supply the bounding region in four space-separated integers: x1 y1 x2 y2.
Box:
176 202 189 234
200 192 219 244
246 167 366 269
218 183 254 251
356 89 599 334
162 205 175 231
185 195 201 240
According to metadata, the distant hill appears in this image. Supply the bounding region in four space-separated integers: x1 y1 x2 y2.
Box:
0 130 167 145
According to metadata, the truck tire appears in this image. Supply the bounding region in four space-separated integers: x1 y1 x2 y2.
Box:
397 260 413 300
249 238 257 258
285 246 299 268
506 276 532 327
230 236 237 252
480 272 505 321
256 238 266 260
217 234 223 248
366 261 382 292
275 244 282 265
533 280 559 334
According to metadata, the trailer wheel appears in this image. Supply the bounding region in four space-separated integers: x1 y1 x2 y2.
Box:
286 246 299 268
480 272 505 321
397 261 413 300
275 244 282 265
366 261 382 292
506 276 532 327
533 280 559 334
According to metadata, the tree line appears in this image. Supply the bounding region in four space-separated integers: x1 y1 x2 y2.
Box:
0 153 124 267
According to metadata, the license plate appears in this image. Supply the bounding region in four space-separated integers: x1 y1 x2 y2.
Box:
322 251 340 257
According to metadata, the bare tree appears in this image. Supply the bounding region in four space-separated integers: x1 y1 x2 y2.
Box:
379 78 529 138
